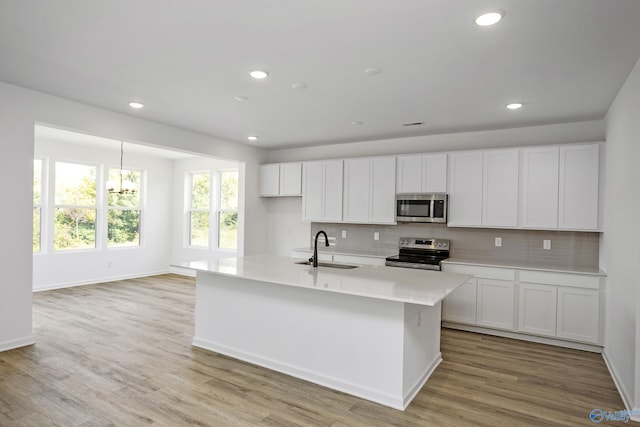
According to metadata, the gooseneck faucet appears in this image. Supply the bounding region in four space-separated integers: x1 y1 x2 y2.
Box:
312 230 329 267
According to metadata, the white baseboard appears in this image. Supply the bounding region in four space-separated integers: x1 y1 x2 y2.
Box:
602 350 636 417
33 269 171 292
442 323 603 353
402 354 442 410
0 335 34 352
193 336 406 410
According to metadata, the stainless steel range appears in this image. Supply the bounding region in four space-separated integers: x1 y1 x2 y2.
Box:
384 238 450 271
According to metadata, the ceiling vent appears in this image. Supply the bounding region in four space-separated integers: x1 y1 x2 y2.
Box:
402 122 425 127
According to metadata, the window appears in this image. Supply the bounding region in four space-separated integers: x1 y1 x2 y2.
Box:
107 169 141 247
218 170 238 250
33 159 43 252
53 162 97 250
189 172 210 247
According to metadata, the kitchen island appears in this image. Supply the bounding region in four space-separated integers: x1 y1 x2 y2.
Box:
181 255 471 410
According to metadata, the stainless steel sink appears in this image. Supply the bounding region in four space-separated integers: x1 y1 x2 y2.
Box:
295 261 360 269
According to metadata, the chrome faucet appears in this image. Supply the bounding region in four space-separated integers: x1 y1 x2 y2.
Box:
311 230 329 267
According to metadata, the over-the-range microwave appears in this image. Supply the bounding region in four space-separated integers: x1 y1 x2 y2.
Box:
396 193 448 223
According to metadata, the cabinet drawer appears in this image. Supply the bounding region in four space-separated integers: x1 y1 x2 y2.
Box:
442 264 515 281
519 270 601 289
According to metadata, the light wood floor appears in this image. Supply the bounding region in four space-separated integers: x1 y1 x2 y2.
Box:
0 274 624 426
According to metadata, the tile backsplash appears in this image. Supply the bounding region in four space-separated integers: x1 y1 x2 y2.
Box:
310 223 600 270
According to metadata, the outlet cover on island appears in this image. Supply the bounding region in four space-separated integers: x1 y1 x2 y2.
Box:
374 232 380 241
495 237 502 247
543 239 551 250
341 230 347 238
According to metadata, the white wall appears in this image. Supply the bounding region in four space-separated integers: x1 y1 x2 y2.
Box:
601 57 640 417
33 139 174 290
267 120 605 162
171 156 240 267
0 81 268 352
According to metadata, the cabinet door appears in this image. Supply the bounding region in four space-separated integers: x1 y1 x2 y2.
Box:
396 155 422 193
302 162 323 221
483 149 519 227
476 279 515 330
422 153 447 193
323 160 343 222
279 163 302 196
343 158 370 222
557 287 599 343
259 164 280 197
518 283 557 337
443 278 477 324
558 144 599 230
520 146 559 229
448 151 483 226
370 156 396 224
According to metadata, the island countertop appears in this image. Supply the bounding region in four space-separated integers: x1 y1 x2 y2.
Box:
179 255 472 307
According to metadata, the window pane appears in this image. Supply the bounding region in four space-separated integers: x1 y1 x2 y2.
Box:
190 211 209 247
55 162 96 206
108 169 140 207
33 207 40 253
108 209 140 247
54 207 96 250
191 173 210 209
220 171 238 210
219 211 237 249
33 159 42 205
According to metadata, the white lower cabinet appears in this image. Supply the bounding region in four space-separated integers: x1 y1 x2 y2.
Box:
557 287 599 344
518 283 557 337
476 279 515 330
442 278 477 324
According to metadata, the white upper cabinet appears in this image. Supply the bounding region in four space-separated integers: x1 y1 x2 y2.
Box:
558 144 599 230
259 164 280 197
396 153 447 194
448 151 483 226
520 147 560 229
259 162 302 197
344 156 396 224
483 149 519 227
302 160 344 222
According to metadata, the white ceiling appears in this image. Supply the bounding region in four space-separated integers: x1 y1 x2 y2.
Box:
2 1 640 149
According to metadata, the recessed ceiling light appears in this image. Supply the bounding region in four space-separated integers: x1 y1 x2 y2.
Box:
475 11 504 26
234 96 248 102
247 136 258 141
506 102 523 110
364 67 382 75
128 101 144 109
351 121 363 125
291 83 307 90
249 70 269 79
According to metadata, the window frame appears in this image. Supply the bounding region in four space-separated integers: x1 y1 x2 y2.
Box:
106 168 144 249
52 160 99 252
33 157 45 254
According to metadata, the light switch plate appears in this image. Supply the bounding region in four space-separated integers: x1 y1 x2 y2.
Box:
495 237 502 247
374 232 380 241
543 239 551 250
341 230 347 238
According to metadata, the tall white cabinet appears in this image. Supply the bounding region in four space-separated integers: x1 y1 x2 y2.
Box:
558 144 599 230
482 149 519 227
302 160 343 222
343 156 396 224
520 147 560 228
447 151 483 226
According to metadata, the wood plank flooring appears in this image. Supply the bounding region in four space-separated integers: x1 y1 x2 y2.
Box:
0 274 625 426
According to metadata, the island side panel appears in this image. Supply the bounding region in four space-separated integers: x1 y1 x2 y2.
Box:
193 271 410 409
401 302 443 408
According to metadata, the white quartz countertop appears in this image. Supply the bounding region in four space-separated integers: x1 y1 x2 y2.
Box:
443 258 606 276
179 255 471 307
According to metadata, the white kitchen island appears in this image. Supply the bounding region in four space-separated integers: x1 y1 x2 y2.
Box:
181 255 471 410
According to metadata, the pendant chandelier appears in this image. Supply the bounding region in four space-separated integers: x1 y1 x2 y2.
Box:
108 141 137 195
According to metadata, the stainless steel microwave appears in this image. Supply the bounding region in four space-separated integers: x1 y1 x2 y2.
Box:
396 194 448 223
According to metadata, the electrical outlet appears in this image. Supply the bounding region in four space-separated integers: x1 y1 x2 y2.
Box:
341 230 347 238
374 231 380 241
495 237 502 247
543 239 551 250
